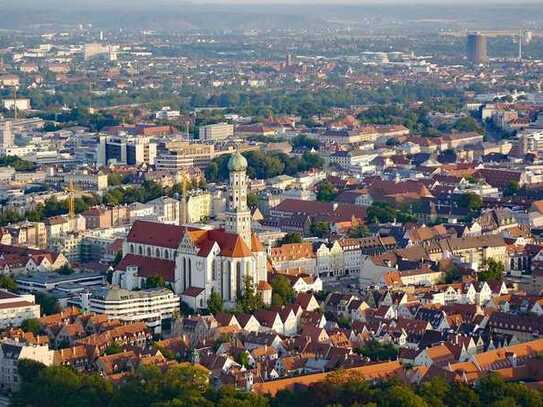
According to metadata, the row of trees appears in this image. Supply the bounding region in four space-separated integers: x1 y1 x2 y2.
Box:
0 155 36 171
0 194 101 227
205 150 324 183
13 360 542 407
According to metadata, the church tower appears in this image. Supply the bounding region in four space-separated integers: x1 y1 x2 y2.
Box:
225 151 252 247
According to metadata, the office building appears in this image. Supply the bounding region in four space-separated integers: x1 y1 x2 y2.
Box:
199 122 234 141
97 135 157 166
155 141 214 170
467 33 488 65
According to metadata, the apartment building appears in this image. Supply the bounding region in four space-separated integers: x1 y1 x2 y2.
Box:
155 141 215 170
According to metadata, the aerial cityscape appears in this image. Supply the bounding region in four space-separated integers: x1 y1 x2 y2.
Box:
1 0 543 406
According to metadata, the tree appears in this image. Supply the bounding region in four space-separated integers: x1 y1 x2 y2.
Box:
355 339 398 361
236 276 264 314
21 318 41 335
145 276 166 289
207 290 224 315
348 224 370 238
57 265 75 275
316 180 337 202
278 232 303 245
290 134 320 150
34 292 60 315
0 275 17 291
104 342 123 355
107 173 125 186
504 181 520 196
455 193 482 211
271 275 295 305
443 266 462 284
479 259 505 282
247 192 259 209
310 221 330 238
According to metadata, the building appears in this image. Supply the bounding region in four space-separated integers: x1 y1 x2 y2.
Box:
0 340 55 392
0 120 13 150
64 171 108 192
2 98 31 111
16 272 105 293
467 33 488 65
155 141 214 170
97 135 157 166
113 151 268 309
0 290 41 329
74 287 180 333
199 123 234 141
81 206 129 229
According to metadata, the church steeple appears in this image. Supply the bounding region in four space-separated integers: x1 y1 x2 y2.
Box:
225 150 252 247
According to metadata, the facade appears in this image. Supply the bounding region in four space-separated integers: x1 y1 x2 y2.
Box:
199 123 234 141
0 290 40 329
114 151 268 309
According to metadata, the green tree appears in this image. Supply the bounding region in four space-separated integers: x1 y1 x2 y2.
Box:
57 265 75 275
108 173 124 186
207 290 224 315
479 259 505 282
104 342 123 355
247 192 259 209
348 224 370 238
236 276 264 314
271 275 295 305
456 193 482 211
0 275 17 291
316 180 337 202
355 339 398 361
145 276 166 289
34 292 60 315
278 232 303 245
20 318 41 335
310 221 330 238
504 181 520 196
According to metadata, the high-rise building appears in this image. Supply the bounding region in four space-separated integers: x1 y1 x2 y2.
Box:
97 135 157 166
467 33 488 65
0 120 14 149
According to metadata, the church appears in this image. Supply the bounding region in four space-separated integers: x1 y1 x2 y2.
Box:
113 151 270 309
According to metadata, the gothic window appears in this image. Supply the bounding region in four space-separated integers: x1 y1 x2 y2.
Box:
188 258 192 287
130 244 134 254
212 259 216 281
236 262 242 295
164 251 169 260
156 248 161 257
147 247 151 256
139 246 143 255
183 258 187 290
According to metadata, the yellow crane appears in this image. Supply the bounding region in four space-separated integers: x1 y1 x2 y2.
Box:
65 179 78 219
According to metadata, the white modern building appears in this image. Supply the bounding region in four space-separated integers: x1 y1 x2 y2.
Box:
74 287 180 332
0 290 41 329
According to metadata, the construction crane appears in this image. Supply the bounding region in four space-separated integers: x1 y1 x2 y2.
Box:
65 180 78 219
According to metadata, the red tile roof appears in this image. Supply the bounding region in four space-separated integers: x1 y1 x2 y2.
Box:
116 254 176 282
